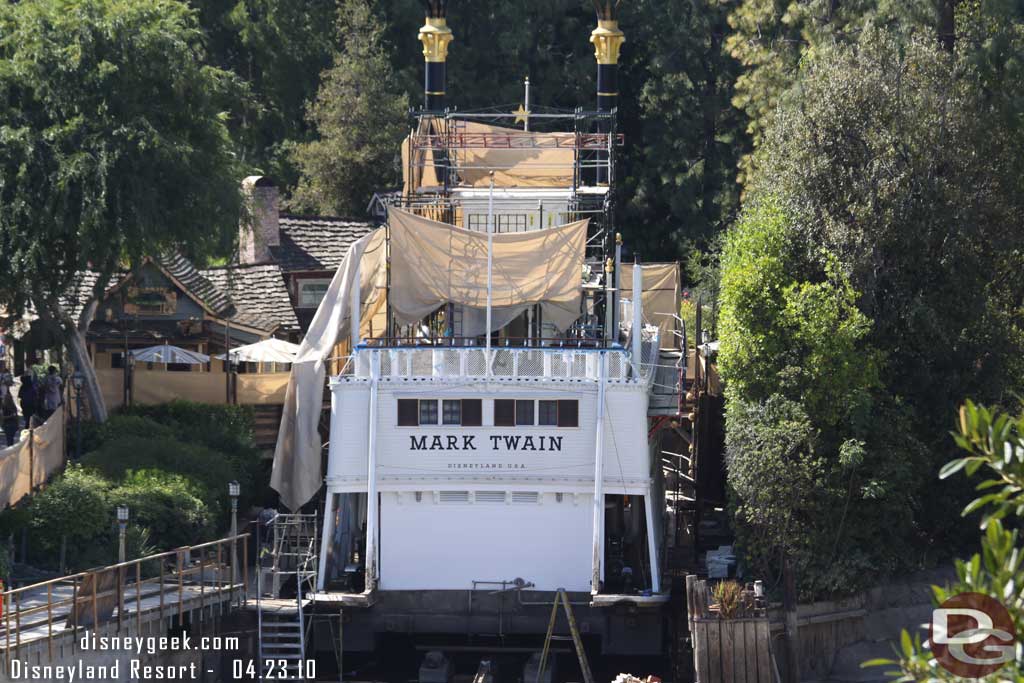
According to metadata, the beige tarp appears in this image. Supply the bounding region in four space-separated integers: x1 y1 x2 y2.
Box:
402 121 575 191
272 230 387 512
95 368 127 411
132 370 226 405
237 373 290 405
622 263 681 348
0 411 65 510
401 119 441 194
272 211 589 510
389 209 586 333
456 122 575 188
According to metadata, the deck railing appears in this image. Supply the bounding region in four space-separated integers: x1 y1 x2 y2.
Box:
343 346 653 383
0 533 249 666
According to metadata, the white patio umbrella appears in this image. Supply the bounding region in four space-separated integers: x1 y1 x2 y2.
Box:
130 343 210 365
214 338 300 364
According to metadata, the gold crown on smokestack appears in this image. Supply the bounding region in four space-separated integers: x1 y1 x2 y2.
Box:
419 0 453 63
590 0 624 65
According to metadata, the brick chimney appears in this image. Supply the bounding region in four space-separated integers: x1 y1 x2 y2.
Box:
239 176 280 264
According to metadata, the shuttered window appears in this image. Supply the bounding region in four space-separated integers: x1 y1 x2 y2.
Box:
398 399 419 426
494 399 515 426
557 400 579 427
462 399 483 426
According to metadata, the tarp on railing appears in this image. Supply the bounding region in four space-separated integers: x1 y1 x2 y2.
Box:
621 263 681 348
0 410 65 510
389 208 586 334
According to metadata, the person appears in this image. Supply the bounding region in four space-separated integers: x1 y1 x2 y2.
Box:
40 366 62 420
17 374 36 429
1 392 18 447
0 362 13 401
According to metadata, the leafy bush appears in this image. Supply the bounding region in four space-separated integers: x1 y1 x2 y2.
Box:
82 435 243 522
122 401 256 455
110 470 212 550
81 415 176 454
27 466 111 569
720 198 922 599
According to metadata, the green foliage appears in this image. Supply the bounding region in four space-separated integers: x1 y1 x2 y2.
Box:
719 197 923 598
866 402 1024 680
82 435 240 521
27 466 111 566
0 0 243 312
189 0 338 186
110 471 212 550
289 0 409 217
121 400 257 456
721 23 1024 598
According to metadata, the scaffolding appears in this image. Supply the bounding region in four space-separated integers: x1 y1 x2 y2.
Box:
381 107 624 346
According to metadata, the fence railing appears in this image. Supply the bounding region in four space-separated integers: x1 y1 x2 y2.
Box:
346 346 657 383
0 533 249 666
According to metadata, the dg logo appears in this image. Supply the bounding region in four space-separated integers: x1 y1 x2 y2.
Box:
931 592 1017 677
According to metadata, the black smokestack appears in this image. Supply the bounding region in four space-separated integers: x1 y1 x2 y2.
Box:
590 0 624 184
418 0 453 111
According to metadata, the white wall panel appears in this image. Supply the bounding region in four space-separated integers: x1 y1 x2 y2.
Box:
378 491 593 591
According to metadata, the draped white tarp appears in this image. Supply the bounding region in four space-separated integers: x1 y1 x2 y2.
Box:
388 209 587 334
272 211 589 511
271 229 386 512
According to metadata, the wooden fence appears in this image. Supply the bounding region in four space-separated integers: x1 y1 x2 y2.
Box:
686 575 775 683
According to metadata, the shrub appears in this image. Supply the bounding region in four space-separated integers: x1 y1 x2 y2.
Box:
27 466 111 569
82 435 242 521
81 415 176 454
110 470 212 551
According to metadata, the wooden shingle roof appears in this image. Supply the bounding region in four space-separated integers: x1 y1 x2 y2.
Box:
271 215 377 272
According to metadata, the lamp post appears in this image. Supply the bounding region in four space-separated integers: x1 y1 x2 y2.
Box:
228 481 240 594
72 372 83 459
116 504 129 564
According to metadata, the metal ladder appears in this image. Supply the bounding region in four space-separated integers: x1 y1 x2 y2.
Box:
257 512 318 681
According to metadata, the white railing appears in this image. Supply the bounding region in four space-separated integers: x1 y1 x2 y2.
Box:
347 347 653 382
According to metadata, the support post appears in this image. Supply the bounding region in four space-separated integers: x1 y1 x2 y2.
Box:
364 353 380 588
783 553 800 683
318 492 336 592
632 260 643 377
590 354 607 594
613 233 622 337
351 255 362 350
644 493 661 594
485 174 494 370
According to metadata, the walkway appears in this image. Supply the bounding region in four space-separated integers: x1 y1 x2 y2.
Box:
0 534 249 666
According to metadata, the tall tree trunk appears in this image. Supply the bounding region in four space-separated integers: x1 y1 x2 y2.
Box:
34 293 109 424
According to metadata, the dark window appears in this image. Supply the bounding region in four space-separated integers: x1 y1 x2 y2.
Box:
515 400 535 426
442 400 462 425
462 399 482 426
167 363 193 372
398 399 419 426
539 400 558 426
111 352 125 369
419 400 438 425
557 400 579 427
494 399 515 426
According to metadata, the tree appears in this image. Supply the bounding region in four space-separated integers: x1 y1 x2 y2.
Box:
289 0 409 216
0 0 243 421
617 0 748 261
720 27 1024 597
718 198 921 598
189 0 339 187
